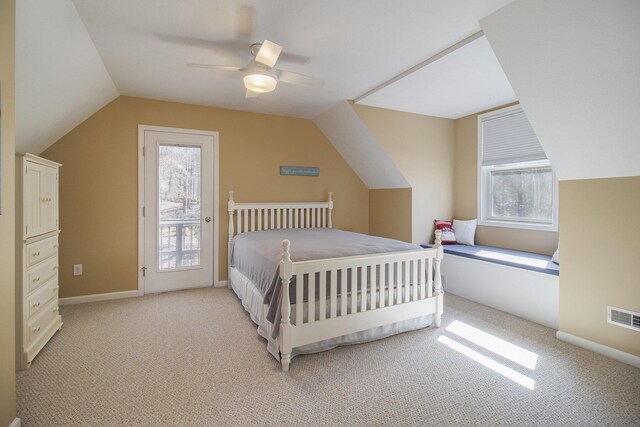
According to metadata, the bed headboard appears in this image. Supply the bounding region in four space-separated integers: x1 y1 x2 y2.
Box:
227 191 333 239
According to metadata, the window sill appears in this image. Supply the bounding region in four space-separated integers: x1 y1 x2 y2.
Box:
478 219 558 232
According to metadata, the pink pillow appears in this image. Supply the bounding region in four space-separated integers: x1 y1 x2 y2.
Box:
434 220 457 244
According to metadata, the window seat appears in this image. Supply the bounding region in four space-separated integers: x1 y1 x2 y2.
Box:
422 243 559 329
422 244 559 276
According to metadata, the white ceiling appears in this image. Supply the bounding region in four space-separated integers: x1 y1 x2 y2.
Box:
356 36 516 119
16 0 516 154
481 0 640 180
16 0 118 154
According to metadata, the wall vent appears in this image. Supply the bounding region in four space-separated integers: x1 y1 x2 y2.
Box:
608 306 640 332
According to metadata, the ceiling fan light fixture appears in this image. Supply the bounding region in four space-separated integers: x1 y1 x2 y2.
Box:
243 71 277 93
187 40 322 95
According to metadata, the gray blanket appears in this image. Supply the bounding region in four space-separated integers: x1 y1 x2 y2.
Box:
230 228 420 338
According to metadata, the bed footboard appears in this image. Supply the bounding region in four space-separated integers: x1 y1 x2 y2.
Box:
279 231 444 372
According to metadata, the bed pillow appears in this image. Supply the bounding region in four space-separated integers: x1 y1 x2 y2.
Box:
552 242 560 265
434 220 456 244
452 219 477 246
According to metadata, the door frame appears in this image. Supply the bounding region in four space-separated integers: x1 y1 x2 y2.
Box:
137 124 220 296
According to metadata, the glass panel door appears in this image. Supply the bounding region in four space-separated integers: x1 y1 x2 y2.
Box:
143 129 215 294
158 145 202 270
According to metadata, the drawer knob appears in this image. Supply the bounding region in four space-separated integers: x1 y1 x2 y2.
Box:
53 286 59 291
32 326 41 333
32 277 40 283
32 302 41 308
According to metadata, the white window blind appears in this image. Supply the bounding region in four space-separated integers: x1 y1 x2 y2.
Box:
480 108 546 166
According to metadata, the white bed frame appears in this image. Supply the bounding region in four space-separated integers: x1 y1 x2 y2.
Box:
228 191 444 371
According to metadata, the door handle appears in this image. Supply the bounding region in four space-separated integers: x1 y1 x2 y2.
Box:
205 217 212 223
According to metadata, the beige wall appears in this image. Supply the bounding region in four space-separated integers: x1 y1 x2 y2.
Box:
369 189 412 242
41 96 368 298
353 105 455 244
0 0 17 424
454 109 558 255
559 177 640 357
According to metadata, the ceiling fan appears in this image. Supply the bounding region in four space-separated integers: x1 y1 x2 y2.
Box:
188 40 323 98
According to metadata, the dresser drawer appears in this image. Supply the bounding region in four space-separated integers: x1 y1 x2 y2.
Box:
26 235 58 268
26 277 58 318
26 256 58 294
27 299 59 348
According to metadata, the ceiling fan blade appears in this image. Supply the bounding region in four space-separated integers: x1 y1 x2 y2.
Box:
156 33 217 49
187 64 245 72
245 89 259 98
155 33 234 54
235 4 254 43
155 33 253 65
255 40 282 68
277 70 324 87
278 52 310 64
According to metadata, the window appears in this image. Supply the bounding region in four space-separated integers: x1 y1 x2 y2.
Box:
478 105 558 231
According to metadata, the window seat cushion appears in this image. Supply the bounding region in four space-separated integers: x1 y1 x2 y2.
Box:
421 243 559 276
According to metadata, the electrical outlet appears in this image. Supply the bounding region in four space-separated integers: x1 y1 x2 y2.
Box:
73 264 83 276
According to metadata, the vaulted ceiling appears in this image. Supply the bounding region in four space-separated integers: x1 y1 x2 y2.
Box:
18 0 637 183
16 0 515 154
481 0 640 180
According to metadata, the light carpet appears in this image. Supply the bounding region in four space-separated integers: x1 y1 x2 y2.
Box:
17 288 640 426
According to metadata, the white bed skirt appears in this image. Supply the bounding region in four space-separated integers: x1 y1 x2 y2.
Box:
229 267 434 361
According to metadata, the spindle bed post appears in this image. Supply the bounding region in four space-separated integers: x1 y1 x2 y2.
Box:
279 239 294 371
227 191 235 288
328 192 333 228
433 229 444 327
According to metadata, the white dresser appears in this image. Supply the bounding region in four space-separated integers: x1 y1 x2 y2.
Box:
16 153 62 370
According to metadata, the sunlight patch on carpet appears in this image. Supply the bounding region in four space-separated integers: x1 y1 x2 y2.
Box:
437 335 535 390
446 320 538 370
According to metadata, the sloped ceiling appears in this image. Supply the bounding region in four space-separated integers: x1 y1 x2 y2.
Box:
71 0 513 120
357 35 516 119
481 0 640 181
17 0 516 155
314 102 410 189
16 0 119 154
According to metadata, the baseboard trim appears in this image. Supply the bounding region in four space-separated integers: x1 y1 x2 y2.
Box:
556 330 640 368
59 290 139 306
10 417 21 427
215 280 228 288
